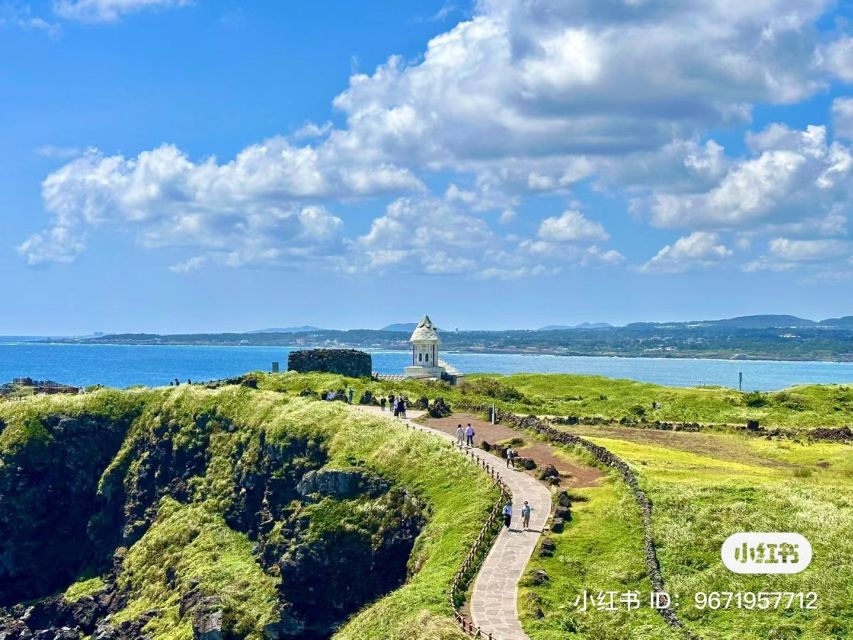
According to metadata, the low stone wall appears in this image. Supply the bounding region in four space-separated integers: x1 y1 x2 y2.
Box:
287 349 372 378
493 410 696 639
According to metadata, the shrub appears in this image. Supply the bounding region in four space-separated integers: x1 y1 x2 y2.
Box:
744 391 769 407
459 378 526 402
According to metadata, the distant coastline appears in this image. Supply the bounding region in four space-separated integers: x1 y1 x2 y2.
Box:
30 334 853 363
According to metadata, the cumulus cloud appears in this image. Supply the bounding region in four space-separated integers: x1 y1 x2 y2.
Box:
331 0 836 173
641 124 852 230
833 97 853 141
20 0 853 278
539 210 609 242
20 141 416 268
53 0 189 22
820 36 853 82
743 237 852 272
344 197 621 278
640 231 733 273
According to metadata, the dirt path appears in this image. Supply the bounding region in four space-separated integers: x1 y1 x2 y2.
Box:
424 413 604 488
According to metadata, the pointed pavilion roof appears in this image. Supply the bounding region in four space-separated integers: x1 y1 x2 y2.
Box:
410 315 439 343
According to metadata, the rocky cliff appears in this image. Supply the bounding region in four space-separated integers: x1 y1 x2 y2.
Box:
0 388 426 640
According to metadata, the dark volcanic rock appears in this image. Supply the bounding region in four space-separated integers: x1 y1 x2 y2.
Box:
192 596 224 640
297 469 363 499
539 537 557 558
287 349 372 378
0 413 137 605
428 397 452 418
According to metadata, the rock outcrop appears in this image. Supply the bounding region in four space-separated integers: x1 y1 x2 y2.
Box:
287 349 372 378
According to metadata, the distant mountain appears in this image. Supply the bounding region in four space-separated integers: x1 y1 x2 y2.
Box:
538 323 613 330
819 316 853 328
245 326 323 334
381 322 418 332
712 315 816 328
627 315 820 330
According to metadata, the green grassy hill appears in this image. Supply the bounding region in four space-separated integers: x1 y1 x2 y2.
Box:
257 371 853 429
0 386 498 640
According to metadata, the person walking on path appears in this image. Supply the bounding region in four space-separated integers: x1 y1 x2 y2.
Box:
398 397 407 419
505 447 515 469
502 501 513 529
456 424 465 447
347 387 354 404
380 396 387 411
465 423 475 447
521 501 532 531
389 394 396 415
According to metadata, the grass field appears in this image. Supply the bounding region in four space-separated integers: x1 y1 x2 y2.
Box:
256 371 853 429
519 475 680 640
519 423 853 640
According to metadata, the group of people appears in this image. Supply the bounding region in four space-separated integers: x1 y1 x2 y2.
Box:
454 423 476 447
323 388 355 403
379 394 408 418
503 500 534 531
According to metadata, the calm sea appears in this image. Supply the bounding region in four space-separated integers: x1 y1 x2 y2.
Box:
1 342 852 391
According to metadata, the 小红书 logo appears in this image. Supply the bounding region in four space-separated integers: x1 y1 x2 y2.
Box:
722 533 812 574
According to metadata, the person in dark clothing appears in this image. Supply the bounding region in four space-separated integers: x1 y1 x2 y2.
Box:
502 501 513 529
380 396 387 411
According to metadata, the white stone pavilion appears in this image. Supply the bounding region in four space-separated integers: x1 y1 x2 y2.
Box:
403 315 447 379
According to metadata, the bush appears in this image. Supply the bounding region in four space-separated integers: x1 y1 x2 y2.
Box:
459 378 526 402
744 391 768 407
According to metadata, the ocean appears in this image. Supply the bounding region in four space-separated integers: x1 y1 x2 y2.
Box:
1 341 852 391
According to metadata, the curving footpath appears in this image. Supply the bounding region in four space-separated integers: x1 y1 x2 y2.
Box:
352 405 551 640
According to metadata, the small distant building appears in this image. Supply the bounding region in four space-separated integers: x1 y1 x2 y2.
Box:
404 315 447 380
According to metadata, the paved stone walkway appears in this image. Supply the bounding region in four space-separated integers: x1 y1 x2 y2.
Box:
351 405 552 640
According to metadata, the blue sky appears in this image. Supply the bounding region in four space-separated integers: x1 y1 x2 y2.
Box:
1 0 852 334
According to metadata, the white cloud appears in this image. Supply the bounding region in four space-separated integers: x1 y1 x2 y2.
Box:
331 0 836 174
0 4 61 35
36 145 84 159
768 237 850 261
17 225 85 265
53 0 190 22
20 0 853 280
833 97 853 141
640 231 733 273
743 237 852 272
499 208 516 224
345 197 495 275
539 210 609 242
293 121 333 140
21 141 420 268
820 36 853 82
642 124 852 229
344 197 621 278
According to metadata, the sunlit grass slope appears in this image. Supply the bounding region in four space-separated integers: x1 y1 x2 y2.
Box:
0 386 500 640
522 422 852 640
257 371 853 428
